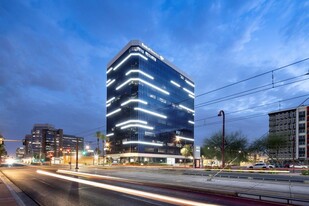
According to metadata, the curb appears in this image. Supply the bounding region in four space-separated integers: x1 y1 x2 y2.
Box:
0 171 25 206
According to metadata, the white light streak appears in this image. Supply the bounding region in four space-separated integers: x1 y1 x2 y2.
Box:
188 94 195 99
183 88 194 96
179 104 194 113
134 107 167 119
121 124 154 130
106 108 121 117
123 141 162 146
188 120 195 125
126 70 154 80
185 79 195 88
113 53 148 71
37 170 214 206
115 119 148 127
106 79 115 87
170 80 180 87
121 99 148 106
106 97 115 104
106 133 114 137
116 78 169 95
106 67 113 74
106 79 111 84
106 103 111 107
176 135 194 142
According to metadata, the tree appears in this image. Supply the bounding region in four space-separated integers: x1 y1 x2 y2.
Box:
95 131 107 165
201 131 249 165
95 131 101 156
249 132 289 164
0 134 7 165
180 144 193 165
99 133 107 166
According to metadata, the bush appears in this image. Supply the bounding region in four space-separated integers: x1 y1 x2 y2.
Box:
301 170 309 175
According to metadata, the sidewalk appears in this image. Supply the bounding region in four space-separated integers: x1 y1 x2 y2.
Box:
0 171 19 206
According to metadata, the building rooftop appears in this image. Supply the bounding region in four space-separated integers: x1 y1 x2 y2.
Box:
107 40 193 82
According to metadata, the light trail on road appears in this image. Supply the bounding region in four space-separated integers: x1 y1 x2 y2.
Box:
37 170 218 206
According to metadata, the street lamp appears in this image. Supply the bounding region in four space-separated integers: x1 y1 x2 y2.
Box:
218 110 225 168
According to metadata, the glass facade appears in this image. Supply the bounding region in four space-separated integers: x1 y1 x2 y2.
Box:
106 41 194 163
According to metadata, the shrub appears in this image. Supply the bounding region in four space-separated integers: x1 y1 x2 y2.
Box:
301 170 309 175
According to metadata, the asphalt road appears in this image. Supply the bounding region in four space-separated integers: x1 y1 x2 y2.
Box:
1 166 285 206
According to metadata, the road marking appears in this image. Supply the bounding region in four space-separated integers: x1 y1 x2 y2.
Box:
37 170 217 206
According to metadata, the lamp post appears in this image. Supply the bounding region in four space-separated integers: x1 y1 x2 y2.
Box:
218 110 225 168
75 137 79 170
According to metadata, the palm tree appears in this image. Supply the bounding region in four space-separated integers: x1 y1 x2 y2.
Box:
99 133 107 166
95 131 101 164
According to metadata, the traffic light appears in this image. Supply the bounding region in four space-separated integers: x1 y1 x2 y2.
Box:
82 150 86 155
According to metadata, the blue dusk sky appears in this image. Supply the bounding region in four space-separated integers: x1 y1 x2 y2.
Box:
1 0 309 155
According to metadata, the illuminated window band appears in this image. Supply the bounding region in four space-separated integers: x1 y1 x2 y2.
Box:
185 79 195 88
106 97 115 104
134 107 167 119
106 108 121 117
106 67 113 74
188 120 195 125
183 88 194 96
116 119 147 127
106 79 115 87
106 103 111 107
113 53 148 71
106 79 111 84
126 70 154 80
188 94 195 99
179 104 194 113
121 99 148 106
116 78 169 95
121 124 154 130
123 141 163 146
170 80 180 87
106 133 114 137
176 135 194 142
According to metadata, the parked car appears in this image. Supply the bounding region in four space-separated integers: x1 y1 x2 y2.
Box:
248 163 274 169
289 164 308 169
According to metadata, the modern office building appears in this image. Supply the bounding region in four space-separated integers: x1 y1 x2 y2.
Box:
268 105 309 163
24 124 84 161
106 40 194 164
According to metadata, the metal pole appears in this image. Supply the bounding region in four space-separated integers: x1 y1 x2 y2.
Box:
218 110 225 168
75 137 79 170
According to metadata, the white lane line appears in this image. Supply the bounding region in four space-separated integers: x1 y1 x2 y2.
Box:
37 170 217 206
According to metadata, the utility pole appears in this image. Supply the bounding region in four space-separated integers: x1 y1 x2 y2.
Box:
75 137 79 170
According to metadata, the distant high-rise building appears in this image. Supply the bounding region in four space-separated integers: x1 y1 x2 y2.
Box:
24 124 84 160
62 134 84 153
106 40 194 164
268 105 309 163
16 147 25 159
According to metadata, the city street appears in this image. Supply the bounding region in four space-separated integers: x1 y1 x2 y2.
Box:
0 165 290 206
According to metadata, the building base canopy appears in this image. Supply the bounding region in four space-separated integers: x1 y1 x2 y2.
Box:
107 153 192 165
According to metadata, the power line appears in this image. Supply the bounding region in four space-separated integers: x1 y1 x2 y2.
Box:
195 74 309 107
195 57 309 98
195 94 309 122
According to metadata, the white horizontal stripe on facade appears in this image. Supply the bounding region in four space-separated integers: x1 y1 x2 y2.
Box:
134 107 167 119
126 70 154 80
115 119 147 127
116 78 169 95
122 141 163 146
113 53 148 71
